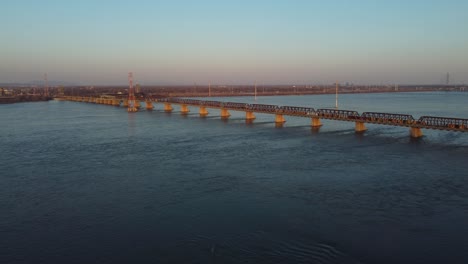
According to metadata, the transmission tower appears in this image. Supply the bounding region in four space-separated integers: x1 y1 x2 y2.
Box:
128 72 137 112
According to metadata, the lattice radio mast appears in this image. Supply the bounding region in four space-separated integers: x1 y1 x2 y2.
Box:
128 72 137 112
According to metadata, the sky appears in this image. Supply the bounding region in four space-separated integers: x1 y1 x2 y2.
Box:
1 0 468 85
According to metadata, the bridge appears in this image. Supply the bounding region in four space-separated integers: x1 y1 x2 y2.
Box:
59 95 468 138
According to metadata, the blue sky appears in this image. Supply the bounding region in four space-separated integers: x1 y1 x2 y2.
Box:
1 0 467 85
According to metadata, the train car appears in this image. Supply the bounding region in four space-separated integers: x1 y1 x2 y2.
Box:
278 106 315 115
202 100 222 107
316 109 360 119
247 104 278 112
361 112 415 125
222 102 248 109
418 116 468 129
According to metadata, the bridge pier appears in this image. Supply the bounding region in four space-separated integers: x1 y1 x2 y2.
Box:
199 106 209 117
275 114 286 124
355 121 367 133
146 100 154 110
221 108 230 119
181 104 190 114
311 117 322 127
246 111 256 121
410 127 423 138
164 103 173 112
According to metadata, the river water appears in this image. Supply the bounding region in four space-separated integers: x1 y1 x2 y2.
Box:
1 92 467 263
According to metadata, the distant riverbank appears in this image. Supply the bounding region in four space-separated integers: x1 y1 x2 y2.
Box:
0 95 52 104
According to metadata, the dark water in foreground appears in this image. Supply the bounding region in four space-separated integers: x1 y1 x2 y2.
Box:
1 92 468 264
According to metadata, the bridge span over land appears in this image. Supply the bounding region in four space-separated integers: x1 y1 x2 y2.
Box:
60 96 468 138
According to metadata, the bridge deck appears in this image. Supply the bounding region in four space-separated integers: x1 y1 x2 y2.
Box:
156 98 467 132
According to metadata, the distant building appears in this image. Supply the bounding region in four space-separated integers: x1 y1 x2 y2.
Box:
58 86 65 96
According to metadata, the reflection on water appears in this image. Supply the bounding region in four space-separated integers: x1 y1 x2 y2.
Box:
0 92 467 264
128 111 136 137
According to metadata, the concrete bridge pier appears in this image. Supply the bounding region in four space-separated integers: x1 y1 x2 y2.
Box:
275 114 286 124
199 106 209 117
246 111 256 121
164 103 173 112
311 117 322 128
181 104 190 114
221 108 231 119
146 101 154 110
410 127 423 138
355 121 367 133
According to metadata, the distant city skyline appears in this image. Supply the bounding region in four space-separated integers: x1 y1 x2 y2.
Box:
1 0 467 85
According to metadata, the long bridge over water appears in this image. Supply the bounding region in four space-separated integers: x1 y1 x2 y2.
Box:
60 95 468 138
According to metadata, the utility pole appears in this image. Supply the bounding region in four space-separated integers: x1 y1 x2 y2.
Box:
254 81 257 101
335 81 339 109
44 73 49 97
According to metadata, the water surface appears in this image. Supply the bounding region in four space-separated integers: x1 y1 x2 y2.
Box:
1 92 467 263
